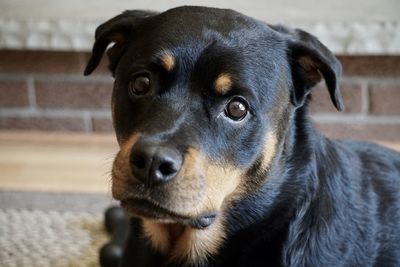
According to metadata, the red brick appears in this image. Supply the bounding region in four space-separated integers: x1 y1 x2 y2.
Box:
0 50 85 74
369 84 400 115
337 55 400 77
0 116 86 132
35 80 113 109
310 82 362 113
92 117 114 132
316 122 400 142
0 80 29 107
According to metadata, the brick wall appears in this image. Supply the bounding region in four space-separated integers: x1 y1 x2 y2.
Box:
0 50 399 141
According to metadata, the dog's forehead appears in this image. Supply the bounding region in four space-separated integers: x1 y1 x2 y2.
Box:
157 6 261 34
139 6 272 52
127 7 282 82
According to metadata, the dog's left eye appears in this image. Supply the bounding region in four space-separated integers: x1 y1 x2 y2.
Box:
129 75 151 96
225 98 249 121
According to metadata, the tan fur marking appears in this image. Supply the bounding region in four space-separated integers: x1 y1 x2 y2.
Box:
161 53 175 72
142 220 171 254
182 149 242 214
214 73 233 95
203 164 242 210
120 133 140 153
170 214 226 263
142 214 227 264
142 148 243 263
111 132 141 199
260 131 278 171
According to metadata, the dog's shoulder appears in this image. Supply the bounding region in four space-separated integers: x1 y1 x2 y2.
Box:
337 139 400 176
330 139 400 215
335 139 400 265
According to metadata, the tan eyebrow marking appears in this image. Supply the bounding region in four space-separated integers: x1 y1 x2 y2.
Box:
214 73 233 95
160 53 175 72
260 131 278 171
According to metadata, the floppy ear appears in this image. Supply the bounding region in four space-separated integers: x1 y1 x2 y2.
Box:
84 10 158 76
271 25 344 111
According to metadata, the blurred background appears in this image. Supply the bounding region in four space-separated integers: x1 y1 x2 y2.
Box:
0 0 399 266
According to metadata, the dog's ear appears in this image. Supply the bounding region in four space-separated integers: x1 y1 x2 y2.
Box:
84 10 158 76
271 25 344 111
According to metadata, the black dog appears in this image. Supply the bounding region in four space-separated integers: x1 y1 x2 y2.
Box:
85 6 400 267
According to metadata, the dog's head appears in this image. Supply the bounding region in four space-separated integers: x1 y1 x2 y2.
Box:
85 6 342 263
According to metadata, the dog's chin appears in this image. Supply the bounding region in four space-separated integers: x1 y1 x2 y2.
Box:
120 198 217 229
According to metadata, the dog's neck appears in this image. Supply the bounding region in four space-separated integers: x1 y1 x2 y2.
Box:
203 106 319 263
227 106 330 237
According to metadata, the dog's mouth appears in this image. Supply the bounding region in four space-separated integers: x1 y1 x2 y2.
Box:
120 198 217 229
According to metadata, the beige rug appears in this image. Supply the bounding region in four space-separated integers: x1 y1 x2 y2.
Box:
0 191 115 267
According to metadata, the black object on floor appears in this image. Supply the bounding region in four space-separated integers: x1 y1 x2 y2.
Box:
99 206 130 267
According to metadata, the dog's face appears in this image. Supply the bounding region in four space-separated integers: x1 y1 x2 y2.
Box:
85 6 343 262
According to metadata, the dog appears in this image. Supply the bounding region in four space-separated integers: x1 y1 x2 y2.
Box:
85 6 400 267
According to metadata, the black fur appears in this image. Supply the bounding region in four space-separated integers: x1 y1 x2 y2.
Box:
85 6 400 267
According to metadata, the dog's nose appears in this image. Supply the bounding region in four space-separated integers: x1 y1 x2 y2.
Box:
130 142 182 186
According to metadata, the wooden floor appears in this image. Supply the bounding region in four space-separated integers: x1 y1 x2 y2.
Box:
0 131 398 194
0 131 118 193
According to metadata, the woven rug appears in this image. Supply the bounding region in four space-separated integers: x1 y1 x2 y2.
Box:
0 190 116 267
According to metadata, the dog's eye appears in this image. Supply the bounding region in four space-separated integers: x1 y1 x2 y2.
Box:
225 98 248 121
129 75 150 96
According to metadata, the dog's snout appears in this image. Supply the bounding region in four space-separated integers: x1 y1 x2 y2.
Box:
130 141 182 186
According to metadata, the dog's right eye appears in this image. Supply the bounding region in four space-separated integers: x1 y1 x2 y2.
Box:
129 75 151 96
225 98 249 121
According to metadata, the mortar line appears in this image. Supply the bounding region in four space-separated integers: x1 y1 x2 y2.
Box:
82 111 93 133
360 80 370 115
341 76 400 85
26 75 37 108
0 73 114 83
312 114 400 124
0 108 111 118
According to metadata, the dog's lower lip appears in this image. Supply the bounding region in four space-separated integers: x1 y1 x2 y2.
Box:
121 198 190 221
120 198 217 229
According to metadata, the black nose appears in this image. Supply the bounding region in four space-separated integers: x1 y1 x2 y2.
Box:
130 141 182 186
